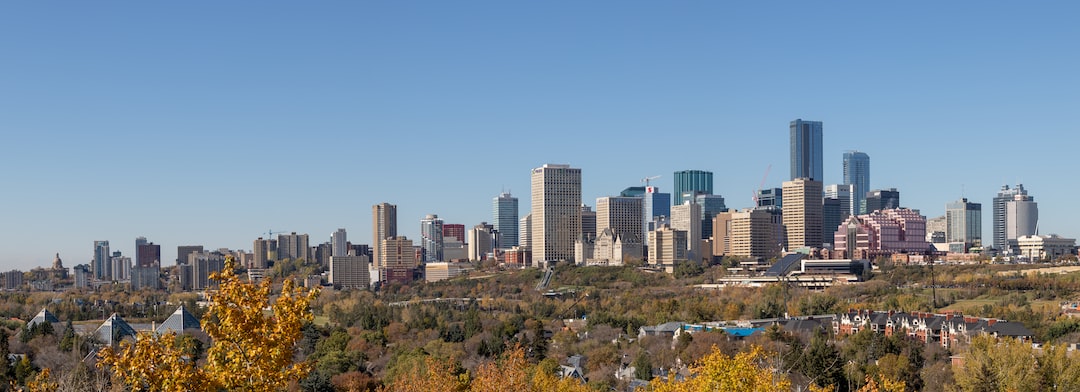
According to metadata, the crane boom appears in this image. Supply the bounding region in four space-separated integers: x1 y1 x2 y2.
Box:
752 164 772 205
641 175 661 187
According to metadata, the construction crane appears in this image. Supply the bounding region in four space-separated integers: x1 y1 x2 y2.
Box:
641 175 661 187
751 164 772 205
262 229 290 238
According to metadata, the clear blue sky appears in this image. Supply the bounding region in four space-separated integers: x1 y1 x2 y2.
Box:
2 2 1078 270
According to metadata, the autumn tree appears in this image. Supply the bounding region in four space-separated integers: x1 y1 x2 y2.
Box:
954 335 1040 392
650 345 793 392
98 255 318 391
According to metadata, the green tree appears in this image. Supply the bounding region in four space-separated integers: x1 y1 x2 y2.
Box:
632 351 652 380
59 320 76 352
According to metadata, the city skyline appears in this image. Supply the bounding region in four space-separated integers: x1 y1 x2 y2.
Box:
3 3 1080 270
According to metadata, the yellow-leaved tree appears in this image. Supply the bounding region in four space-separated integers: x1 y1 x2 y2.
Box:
650 345 793 392
99 255 318 391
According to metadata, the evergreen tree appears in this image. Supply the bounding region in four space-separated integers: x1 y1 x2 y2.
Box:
59 320 76 352
0 329 12 386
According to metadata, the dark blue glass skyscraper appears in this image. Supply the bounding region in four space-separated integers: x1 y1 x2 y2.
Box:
790 119 823 182
843 151 870 214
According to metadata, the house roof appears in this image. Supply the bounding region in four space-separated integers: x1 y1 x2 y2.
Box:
156 305 201 334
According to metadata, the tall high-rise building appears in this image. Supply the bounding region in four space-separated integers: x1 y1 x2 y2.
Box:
694 193 727 240
111 252 130 281
493 192 519 249
822 198 842 246
519 214 532 249
136 238 161 268
331 228 348 257
420 214 445 262
531 164 582 265
864 188 900 213
372 203 398 270
252 238 276 269
468 223 495 261
946 198 982 248
782 178 824 250
1006 194 1038 251
381 236 418 284
648 225 688 265
713 208 782 259
644 186 672 220
176 245 203 267
993 184 1029 251
93 241 110 280
843 151 870 214
671 201 703 261
825 184 855 218
673 170 713 205
596 196 644 244
277 232 309 261
790 119 824 182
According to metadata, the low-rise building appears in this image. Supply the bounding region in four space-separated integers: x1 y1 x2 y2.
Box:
1016 234 1077 261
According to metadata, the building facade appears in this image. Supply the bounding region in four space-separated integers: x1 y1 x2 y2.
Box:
695 193 727 240
442 223 466 243
372 203 398 270
783 178 824 250
596 196 644 245
531 164 584 265
277 232 310 262
93 240 110 280
420 214 445 263
1016 235 1076 260
671 201 703 262
833 209 931 258
864 188 900 213
493 192 519 249
643 186 671 241
673 170 713 205
1006 194 1038 253
790 119 824 182
713 208 782 259
330 255 370 289
381 236 418 284
843 151 870 214
649 225 688 266
331 228 348 257
467 223 494 261
519 214 532 249
993 184 1028 251
946 198 982 249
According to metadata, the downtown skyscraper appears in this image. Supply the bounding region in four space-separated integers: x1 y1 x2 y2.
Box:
993 184 1030 251
782 178 824 250
790 119 824 182
843 151 870 214
372 203 398 270
420 214 445 262
493 192 519 250
673 170 713 205
93 240 110 279
530 164 582 265
947 198 982 249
